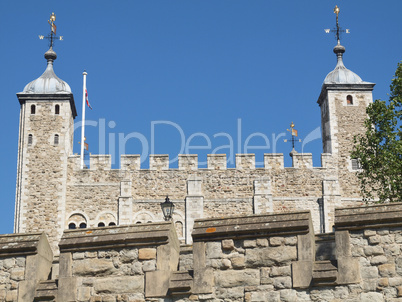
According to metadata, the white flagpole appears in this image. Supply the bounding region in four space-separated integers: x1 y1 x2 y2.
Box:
80 71 87 169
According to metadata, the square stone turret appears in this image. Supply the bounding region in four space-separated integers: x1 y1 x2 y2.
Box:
15 48 76 254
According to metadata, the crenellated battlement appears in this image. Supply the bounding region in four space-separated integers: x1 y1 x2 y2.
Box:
69 152 336 171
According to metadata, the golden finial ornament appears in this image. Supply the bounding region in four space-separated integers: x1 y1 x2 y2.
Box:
39 12 63 48
284 122 301 153
334 5 340 16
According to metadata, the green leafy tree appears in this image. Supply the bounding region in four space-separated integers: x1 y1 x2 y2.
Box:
351 61 402 202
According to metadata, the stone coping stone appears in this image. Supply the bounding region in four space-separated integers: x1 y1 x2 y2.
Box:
192 211 311 241
0 232 44 257
59 222 176 252
335 202 402 230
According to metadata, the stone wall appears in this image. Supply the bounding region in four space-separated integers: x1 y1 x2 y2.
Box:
63 152 350 247
0 233 53 302
3 203 402 301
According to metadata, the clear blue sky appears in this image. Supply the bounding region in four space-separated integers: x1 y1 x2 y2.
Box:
0 1 401 234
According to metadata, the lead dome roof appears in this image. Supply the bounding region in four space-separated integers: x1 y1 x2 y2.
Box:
323 42 366 84
22 48 71 94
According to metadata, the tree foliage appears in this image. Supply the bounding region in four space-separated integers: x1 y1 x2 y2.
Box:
351 61 402 202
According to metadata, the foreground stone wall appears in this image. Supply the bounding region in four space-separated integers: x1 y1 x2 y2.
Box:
4 203 402 301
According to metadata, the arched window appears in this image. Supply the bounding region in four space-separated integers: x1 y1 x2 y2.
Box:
108 222 116 226
98 222 105 227
55 105 60 115
28 134 33 146
68 223 76 229
347 95 353 105
54 134 59 145
31 105 36 114
175 221 184 238
67 213 87 230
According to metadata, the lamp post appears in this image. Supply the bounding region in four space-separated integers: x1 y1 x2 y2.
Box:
160 196 175 221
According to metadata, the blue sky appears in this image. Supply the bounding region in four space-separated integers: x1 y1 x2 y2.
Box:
0 1 401 234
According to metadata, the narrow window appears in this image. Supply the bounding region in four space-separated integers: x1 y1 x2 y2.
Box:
98 222 105 227
351 159 361 170
31 105 36 114
68 223 76 229
28 134 33 146
55 104 60 115
347 95 353 105
54 134 59 145
79 222 87 229
175 221 184 238
109 222 116 226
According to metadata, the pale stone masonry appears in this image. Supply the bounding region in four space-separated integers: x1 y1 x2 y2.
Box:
2 203 402 301
13 40 376 253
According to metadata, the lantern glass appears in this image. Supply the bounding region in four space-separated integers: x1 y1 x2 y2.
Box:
160 196 175 221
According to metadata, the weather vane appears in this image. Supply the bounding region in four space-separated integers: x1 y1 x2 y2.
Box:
284 122 301 152
324 5 350 42
38 12 63 48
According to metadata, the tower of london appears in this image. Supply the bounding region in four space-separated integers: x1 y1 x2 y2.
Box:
14 30 374 253
3 7 402 302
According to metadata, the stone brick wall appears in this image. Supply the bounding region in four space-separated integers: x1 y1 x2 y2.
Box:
3 203 402 301
203 236 298 301
71 248 152 301
0 256 26 301
63 153 345 247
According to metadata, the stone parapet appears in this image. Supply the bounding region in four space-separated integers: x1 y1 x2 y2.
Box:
235 154 255 169
70 152 336 171
292 153 313 168
264 153 284 169
149 154 169 170
0 233 49 257
0 232 53 302
335 202 402 230
321 153 335 169
59 221 179 252
120 154 140 170
178 154 198 170
192 211 311 242
90 154 111 170
4 203 402 300
207 154 226 170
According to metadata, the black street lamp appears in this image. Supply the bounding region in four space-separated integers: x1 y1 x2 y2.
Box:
160 196 175 221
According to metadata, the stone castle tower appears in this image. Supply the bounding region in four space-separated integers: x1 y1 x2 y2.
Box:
15 47 77 250
14 39 374 253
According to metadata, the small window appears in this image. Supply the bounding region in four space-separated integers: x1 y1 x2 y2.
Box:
68 223 76 229
347 95 353 105
79 222 87 229
108 222 116 226
351 159 361 170
98 222 105 227
175 221 184 238
54 134 59 145
28 134 33 146
55 105 60 115
31 105 36 114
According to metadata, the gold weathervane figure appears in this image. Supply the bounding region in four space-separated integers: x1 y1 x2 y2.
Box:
39 12 63 47
48 12 57 35
324 5 349 40
284 122 301 152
